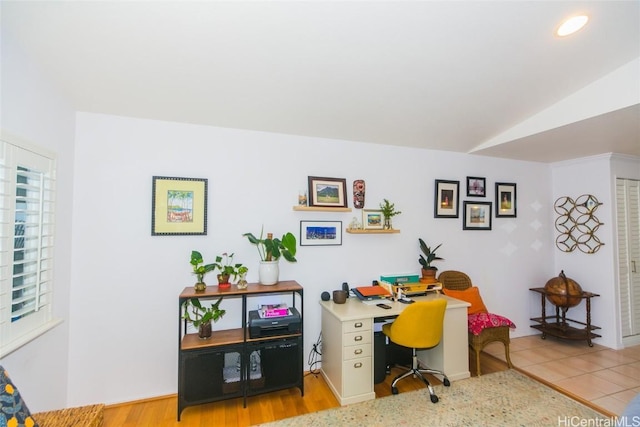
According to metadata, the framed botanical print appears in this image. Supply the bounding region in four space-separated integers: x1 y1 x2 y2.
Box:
307 176 348 208
463 201 492 230
434 180 460 218
152 176 207 235
496 182 517 217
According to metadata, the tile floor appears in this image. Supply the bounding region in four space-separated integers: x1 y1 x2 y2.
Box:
484 334 640 417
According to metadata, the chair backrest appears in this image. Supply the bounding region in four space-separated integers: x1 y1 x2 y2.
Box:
387 298 447 349
438 270 472 291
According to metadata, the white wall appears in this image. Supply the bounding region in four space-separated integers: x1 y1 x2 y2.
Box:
68 112 554 406
550 154 640 350
0 33 76 411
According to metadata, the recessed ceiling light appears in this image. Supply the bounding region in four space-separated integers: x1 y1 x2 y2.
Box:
556 15 589 37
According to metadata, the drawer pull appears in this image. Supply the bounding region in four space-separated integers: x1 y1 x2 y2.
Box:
354 322 363 328
354 335 363 342
354 349 363 355
354 362 363 368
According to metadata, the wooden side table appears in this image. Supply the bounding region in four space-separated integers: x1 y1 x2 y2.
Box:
529 287 601 346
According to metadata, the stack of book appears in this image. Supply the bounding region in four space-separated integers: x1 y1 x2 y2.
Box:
258 303 290 318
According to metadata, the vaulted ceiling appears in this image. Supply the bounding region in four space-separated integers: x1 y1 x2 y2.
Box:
2 1 639 163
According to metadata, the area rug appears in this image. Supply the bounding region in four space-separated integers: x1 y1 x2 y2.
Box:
255 370 609 426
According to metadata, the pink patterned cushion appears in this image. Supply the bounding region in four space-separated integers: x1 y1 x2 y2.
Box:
468 312 516 336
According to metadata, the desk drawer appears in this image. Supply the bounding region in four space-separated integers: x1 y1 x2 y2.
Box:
343 319 372 333
343 343 372 361
344 331 371 346
342 357 372 397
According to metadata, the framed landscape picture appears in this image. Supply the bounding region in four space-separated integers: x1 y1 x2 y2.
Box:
434 180 460 218
308 176 348 208
362 209 384 230
496 182 517 217
300 221 342 246
152 176 207 235
463 201 492 230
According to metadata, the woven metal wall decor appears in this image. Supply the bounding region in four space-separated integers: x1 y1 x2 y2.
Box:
554 194 604 254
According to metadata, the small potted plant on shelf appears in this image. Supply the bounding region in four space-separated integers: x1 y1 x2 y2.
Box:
418 238 443 283
235 265 249 289
214 252 245 290
243 226 297 285
190 250 218 292
379 199 402 229
182 297 226 340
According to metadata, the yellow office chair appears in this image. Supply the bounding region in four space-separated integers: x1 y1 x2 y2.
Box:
382 298 450 403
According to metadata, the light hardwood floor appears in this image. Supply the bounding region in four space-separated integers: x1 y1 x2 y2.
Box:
103 345 509 426
104 335 637 426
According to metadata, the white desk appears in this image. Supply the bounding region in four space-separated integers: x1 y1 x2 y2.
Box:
319 293 470 406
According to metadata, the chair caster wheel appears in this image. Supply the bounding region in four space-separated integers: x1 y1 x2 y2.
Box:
443 378 450 387
430 394 439 403
391 387 398 395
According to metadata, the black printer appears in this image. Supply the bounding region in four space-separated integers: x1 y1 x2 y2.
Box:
248 307 301 339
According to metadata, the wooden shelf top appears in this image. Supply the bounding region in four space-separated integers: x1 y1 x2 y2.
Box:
180 280 302 299
293 206 352 212
345 228 400 234
181 328 245 350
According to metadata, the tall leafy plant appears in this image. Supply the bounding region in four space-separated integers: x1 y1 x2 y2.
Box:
243 227 297 262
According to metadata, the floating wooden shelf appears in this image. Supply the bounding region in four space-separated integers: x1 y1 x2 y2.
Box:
292 206 352 212
345 228 400 234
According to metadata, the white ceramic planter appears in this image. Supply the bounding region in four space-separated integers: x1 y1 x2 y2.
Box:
258 260 279 285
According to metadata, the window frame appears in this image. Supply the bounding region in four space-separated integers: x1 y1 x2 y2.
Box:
0 133 62 357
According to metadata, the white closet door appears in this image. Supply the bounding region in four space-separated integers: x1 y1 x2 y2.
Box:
618 178 640 339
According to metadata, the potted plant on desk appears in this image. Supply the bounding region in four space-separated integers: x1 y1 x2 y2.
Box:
243 227 297 285
182 297 226 340
418 238 443 283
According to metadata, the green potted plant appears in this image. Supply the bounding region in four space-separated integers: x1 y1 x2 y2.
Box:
418 238 443 283
235 265 249 289
379 199 402 229
214 252 244 289
190 250 217 292
243 227 297 285
182 297 226 339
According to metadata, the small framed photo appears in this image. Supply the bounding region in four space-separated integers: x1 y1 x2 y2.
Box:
496 182 517 217
463 201 492 230
434 180 460 218
466 176 486 197
308 176 348 208
151 176 207 235
300 221 342 246
362 209 384 230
